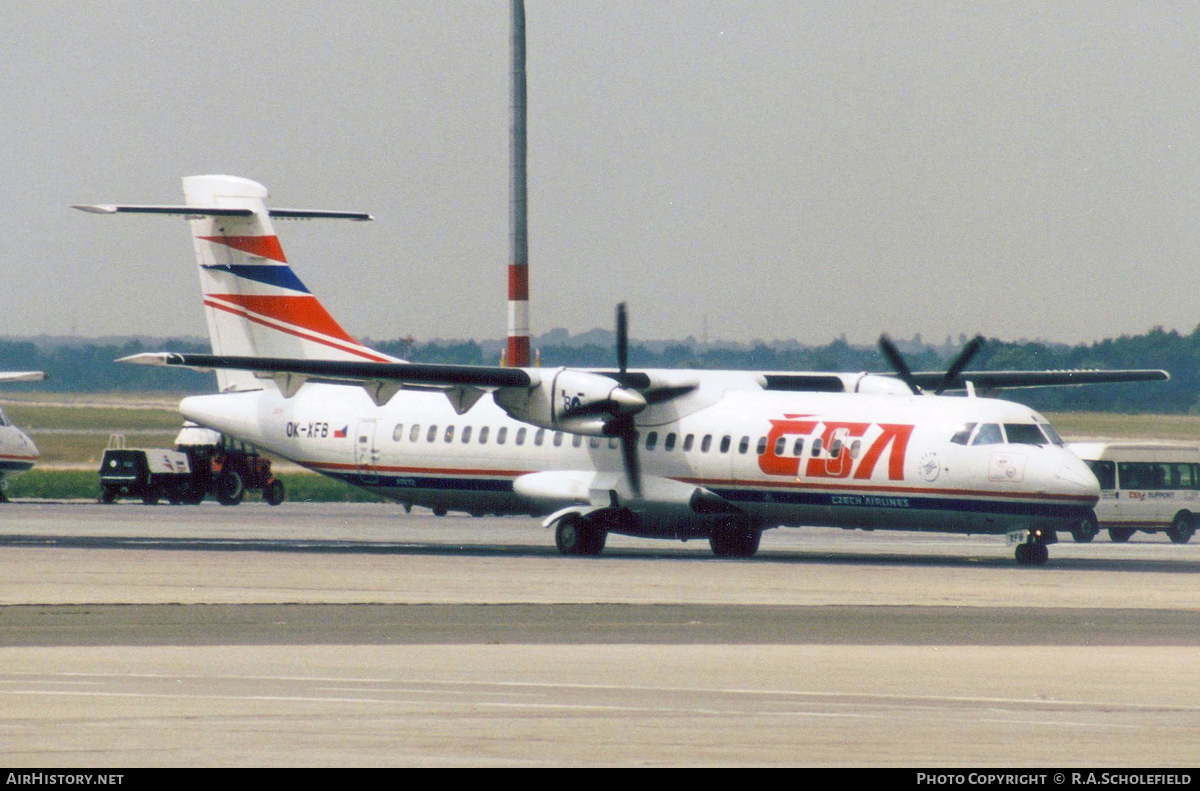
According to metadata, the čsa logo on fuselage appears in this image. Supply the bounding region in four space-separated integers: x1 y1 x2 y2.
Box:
758 415 914 481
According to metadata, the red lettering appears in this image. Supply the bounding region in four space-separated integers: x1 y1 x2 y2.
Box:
805 422 871 478
757 415 818 476
757 417 914 481
853 423 913 481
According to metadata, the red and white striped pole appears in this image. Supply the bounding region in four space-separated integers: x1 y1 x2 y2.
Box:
507 0 531 367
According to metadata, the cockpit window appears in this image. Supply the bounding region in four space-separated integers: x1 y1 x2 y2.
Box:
970 423 1003 446
950 422 976 445
0 408 7 427
1004 423 1048 445
1039 423 1065 447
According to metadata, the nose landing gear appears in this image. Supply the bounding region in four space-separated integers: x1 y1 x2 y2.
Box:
1013 528 1056 566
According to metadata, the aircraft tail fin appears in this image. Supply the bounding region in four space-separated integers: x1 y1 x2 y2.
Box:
76 175 393 392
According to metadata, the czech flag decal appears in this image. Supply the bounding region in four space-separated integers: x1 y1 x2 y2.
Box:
333 426 348 438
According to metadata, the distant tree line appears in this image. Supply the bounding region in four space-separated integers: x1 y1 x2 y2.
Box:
4 325 1198 413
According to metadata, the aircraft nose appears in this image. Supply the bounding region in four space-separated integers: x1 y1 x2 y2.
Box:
1054 455 1099 494
19 430 38 459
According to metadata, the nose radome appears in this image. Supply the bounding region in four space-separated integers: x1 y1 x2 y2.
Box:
1054 457 1099 493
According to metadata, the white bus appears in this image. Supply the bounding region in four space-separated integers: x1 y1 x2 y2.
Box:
1067 442 1200 544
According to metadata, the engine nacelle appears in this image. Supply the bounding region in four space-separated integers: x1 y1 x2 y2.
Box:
847 372 915 396
494 368 646 436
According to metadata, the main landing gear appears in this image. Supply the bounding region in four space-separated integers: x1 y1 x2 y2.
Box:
554 513 607 556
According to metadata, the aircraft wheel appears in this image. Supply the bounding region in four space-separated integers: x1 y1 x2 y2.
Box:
1166 511 1194 544
100 487 118 504
263 479 286 506
1108 527 1135 543
141 492 159 506
710 523 761 558
216 469 245 506
555 514 605 556
1070 513 1099 543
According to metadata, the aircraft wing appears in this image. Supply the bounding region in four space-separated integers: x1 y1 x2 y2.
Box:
906 369 1170 390
0 371 46 383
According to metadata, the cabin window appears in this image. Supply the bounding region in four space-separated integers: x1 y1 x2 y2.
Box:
444 425 455 443
1175 463 1200 489
971 424 1002 446
427 425 438 443
683 434 694 452
534 428 544 446
393 424 404 442
461 426 472 444
1118 462 1163 490
478 426 489 444
738 436 749 454
646 432 658 451
950 422 975 445
410 425 421 443
792 438 804 456
774 437 786 456
849 439 861 459
572 434 583 448
756 436 768 455
497 427 507 445
1004 424 1047 445
609 437 619 450
1084 460 1115 490
701 434 713 453
516 427 527 445
590 437 601 449
812 438 823 457
720 435 731 453
664 433 676 451
830 439 844 458
553 431 564 447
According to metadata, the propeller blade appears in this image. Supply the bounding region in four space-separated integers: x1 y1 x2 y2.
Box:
934 335 986 395
613 303 641 498
616 302 629 376
614 417 642 499
878 335 921 394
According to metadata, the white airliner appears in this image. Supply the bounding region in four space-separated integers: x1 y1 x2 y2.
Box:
75 175 1168 564
0 371 44 501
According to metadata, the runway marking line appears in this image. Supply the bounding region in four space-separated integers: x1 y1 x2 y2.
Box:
1 675 1198 717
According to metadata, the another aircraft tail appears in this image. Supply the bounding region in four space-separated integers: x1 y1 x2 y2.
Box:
76 174 393 392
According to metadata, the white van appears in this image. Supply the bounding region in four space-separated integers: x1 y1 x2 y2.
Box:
1067 442 1200 544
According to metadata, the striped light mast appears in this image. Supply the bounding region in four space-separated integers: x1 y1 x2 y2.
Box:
507 0 532 367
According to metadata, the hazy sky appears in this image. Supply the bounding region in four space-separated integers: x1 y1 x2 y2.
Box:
4 1 1200 348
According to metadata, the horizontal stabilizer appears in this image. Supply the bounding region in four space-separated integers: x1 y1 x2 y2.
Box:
118 352 531 389
72 205 372 221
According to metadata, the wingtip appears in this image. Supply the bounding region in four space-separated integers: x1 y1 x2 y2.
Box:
116 352 171 366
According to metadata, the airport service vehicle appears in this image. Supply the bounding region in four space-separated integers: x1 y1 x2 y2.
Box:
98 427 285 506
75 175 1168 564
1067 442 1200 544
0 371 45 502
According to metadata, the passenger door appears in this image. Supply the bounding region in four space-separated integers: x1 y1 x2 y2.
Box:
355 419 380 485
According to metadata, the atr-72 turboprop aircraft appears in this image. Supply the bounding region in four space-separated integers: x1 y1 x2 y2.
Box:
75 175 1168 565
0 371 44 501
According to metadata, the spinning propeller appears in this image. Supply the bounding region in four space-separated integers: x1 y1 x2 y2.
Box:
878 334 986 395
610 303 642 498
